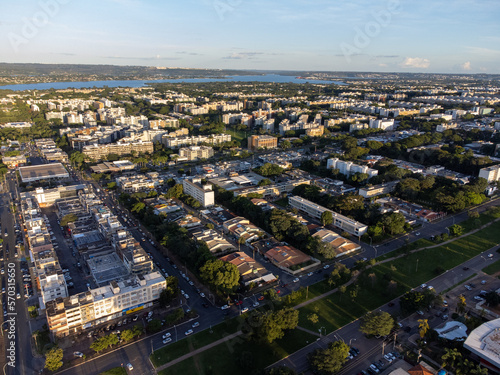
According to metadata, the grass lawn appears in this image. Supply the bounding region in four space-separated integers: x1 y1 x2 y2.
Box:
483 260 500 275
99 368 127 375
298 220 500 333
225 129 248 147
151 317 242 367
273 198 289 207
158 329 318 375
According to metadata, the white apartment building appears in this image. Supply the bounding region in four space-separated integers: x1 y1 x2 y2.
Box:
369 118 395 131
39 271 69 309
479 165 500 183
288 196 368 236
327 158 378 178
46 272 166 337
164 134 231 148
182 178 215 207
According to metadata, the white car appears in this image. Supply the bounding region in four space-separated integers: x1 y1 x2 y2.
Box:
293 278 299 283
185 329 193 336
73 351 84 358
162 332 171 339
307 272 313 277
192 322 200 328
200 292 205 298
126 363 133 370
323 264 330 269
221 305 230 310
163 337 172 344
252 302 260 307
241 307 249 313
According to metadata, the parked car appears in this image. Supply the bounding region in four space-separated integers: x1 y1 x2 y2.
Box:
221 305 230 310
163 337 172 344
185 329 193 336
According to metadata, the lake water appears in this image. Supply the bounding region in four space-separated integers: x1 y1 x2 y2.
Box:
0 74 346 91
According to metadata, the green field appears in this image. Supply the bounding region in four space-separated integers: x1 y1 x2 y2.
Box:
483 260 500 275
159 329 317 375
151 318 242 367
298 219 500 333
225 129 248 147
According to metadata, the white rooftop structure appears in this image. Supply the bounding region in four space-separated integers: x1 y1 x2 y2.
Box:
464 317 500 372
435 321 467 341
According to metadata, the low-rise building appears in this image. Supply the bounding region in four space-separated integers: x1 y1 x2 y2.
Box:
223 217 263 244
312 229 361 258
247 135 278 151
289 196 368 236
178 146 214 161
219 252 277 286
358 181 399 198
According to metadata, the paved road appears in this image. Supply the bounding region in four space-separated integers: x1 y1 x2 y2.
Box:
0 172 43 375
270 236 500 374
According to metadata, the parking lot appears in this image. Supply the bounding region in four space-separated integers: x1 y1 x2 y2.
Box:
42 208 92 294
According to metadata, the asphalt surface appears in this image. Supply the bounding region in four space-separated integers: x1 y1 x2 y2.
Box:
4 162 500 374
0 172 42 375
271 231 500 375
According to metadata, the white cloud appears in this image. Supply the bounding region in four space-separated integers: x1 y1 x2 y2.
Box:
378 63 388 67
461 61 472 70
400 57 430 69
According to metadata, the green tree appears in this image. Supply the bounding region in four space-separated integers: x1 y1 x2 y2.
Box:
320 210 333 226
418 319 429 338
258 178 273 187
131 202 146 214
281 140 292 150
60 213 78 227
121 329 135 342
442 347 462 369
457 294 467 314
309 340 350 375
44 347 63 372
159 276 179 307
165 184 183 199
359 311 394 337
146 319 162 333
199 259 240 294
308 313 319 324
448 224 464 237
252 308 299 343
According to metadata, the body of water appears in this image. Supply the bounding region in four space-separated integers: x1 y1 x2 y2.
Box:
0 74 346 91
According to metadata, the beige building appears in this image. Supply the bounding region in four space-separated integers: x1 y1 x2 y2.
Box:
312 229 361 258
82 141 154 161
247 135 278 150
305 126 325 137
179 146 214 161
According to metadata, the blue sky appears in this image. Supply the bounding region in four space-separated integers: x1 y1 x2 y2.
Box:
1 0 499 73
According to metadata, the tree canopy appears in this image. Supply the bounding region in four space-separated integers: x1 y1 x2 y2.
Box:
199 259 240 294
309 340 350 375
359 311 394 337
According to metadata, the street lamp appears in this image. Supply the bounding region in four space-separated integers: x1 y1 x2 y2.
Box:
319 326 326 337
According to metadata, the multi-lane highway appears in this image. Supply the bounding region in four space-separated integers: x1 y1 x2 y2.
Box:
0 172 42 375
